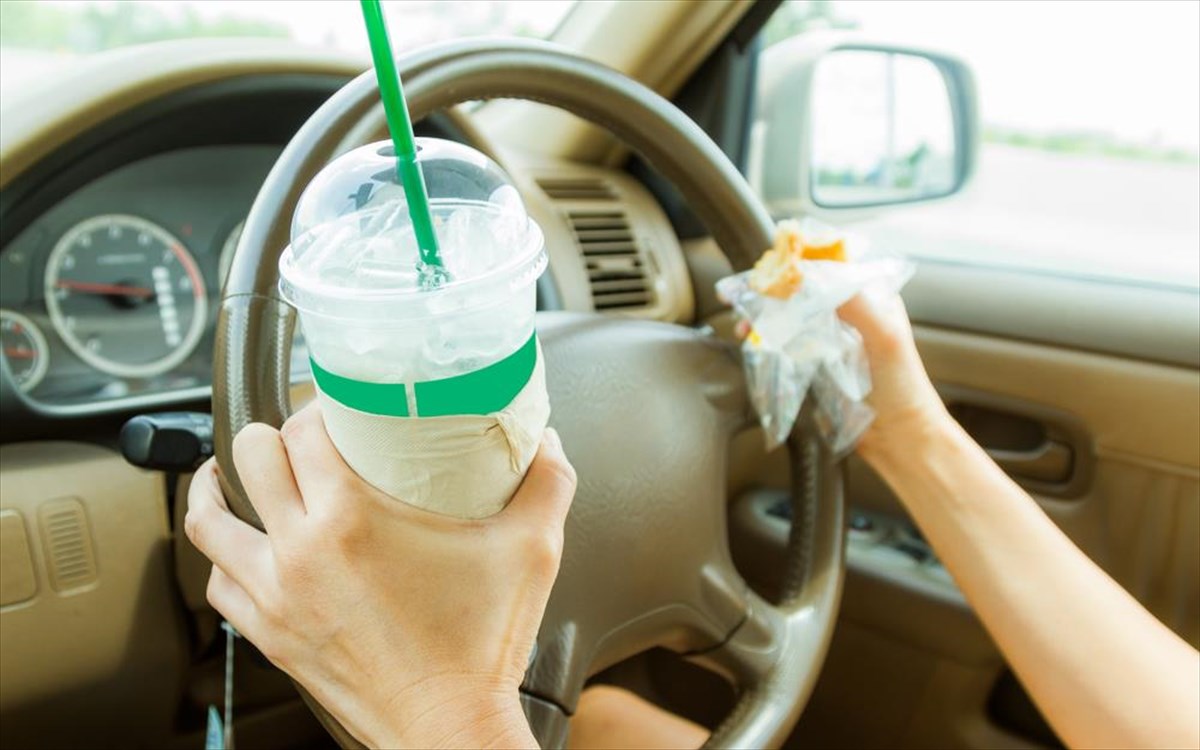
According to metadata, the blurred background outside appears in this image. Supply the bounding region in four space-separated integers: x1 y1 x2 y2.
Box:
766 0 1199 289
0 0 573 97
2 0 1197 289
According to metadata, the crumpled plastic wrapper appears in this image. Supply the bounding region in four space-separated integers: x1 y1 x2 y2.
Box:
717 219 915 454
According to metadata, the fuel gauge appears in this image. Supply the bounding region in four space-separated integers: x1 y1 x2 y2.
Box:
1 310 50 393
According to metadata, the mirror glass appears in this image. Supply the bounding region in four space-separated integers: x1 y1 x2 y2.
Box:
811 49 958 207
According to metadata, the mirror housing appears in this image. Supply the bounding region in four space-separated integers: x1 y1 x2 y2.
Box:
749 33 979 219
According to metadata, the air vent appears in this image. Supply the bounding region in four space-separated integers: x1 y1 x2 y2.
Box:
567 210 654 311
537 177 618 201
38 498 97 592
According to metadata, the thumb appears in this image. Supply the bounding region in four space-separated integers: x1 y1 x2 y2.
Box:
499 428 577 531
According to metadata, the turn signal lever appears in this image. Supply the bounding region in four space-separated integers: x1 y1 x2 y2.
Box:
120 412 214 472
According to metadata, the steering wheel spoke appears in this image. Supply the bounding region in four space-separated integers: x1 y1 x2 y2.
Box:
691 587 788 687
520 692 572 749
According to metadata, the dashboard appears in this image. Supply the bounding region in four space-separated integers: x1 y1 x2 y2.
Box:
0 145 309 409
0 56 693 436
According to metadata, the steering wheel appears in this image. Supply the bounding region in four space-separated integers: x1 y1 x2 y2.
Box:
214 38 844 749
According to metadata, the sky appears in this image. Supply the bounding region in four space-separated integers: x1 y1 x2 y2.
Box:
57 0 574 50
834 0 1200 151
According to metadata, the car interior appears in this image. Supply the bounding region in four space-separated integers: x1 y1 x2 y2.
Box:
1 1 1197 748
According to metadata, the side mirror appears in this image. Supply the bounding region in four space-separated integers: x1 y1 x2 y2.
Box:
750 35 979 218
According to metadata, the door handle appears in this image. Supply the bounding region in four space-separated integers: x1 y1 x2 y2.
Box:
986 441 1073 484
939 385 1093 498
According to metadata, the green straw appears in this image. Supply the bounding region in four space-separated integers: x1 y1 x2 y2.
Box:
359 0 444 272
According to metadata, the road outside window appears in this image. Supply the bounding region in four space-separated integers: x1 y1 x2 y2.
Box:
764 0 1200 289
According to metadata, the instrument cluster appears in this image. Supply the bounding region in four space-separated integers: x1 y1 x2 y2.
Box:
0 145 305 412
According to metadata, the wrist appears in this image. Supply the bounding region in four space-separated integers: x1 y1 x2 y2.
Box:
858 400 955 480
385 683 534 749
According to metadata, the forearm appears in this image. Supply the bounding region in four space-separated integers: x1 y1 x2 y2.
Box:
864 416 1200 749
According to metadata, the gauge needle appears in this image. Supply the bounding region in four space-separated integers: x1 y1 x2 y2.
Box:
56 280 153 297
4 347 34 360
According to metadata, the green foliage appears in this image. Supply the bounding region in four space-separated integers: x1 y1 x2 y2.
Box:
762 0 859 49
0 0 290 54
984 127 1200 165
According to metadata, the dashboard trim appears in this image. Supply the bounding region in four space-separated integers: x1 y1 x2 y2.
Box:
1 40 366 190
2 74 351 249
17 371 315 420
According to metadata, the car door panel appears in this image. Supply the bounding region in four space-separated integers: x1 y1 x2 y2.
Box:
904 259 1200 369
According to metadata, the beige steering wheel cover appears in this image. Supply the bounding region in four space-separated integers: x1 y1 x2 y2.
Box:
214 38 844 749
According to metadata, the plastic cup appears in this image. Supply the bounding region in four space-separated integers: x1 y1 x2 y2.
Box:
279 138 549 518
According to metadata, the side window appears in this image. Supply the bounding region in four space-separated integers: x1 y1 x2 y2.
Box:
762 1 1199 289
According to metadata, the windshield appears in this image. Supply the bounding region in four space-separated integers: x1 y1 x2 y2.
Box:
0 0 575 102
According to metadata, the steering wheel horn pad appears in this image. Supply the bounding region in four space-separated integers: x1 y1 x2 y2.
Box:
214 38 844 749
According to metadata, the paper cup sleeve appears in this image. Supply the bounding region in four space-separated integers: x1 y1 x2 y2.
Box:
316 349 550 519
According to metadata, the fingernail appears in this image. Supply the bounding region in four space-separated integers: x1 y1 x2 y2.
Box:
544 427 563 451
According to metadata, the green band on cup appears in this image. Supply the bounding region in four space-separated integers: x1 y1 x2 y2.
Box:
310 332 537 418
414 332 537 416
310 359 410 416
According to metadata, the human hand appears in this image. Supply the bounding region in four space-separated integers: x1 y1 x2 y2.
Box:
836 294 950 470
185 403 576 749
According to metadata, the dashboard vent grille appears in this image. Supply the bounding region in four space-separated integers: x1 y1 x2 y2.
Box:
38 497 97 592
537 177 618 201
567 210 654 311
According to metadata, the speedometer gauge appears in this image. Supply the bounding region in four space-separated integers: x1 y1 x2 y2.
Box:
45 215 208 378
0 310 49 392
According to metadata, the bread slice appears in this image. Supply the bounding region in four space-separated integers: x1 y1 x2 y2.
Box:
748 221 847 299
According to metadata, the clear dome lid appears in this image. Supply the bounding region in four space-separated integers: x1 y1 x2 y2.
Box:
279 137 546 317
291 138 528 240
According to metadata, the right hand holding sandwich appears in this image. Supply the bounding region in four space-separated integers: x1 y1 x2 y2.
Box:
185 404 576 749
835 294 950 468
725 219 930 453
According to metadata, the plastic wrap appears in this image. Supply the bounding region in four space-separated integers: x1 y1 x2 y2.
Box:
717 219 914 453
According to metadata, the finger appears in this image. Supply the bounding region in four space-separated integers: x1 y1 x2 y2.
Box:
500 428 577 532
838 294 890 350
837 294 880 334
206 564 263 645
231 422 305 533
185 459 271 593
839 293 913 359
734 319 751 339
278 403 363 509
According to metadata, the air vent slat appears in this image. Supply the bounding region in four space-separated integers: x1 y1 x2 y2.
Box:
575 229 634 242
577 242 638 255
573 223 628 233
568 214 627 230
537 178 618 201
585 268 643 280
587 256 642 276
590 279 650 293
594 292 654 310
